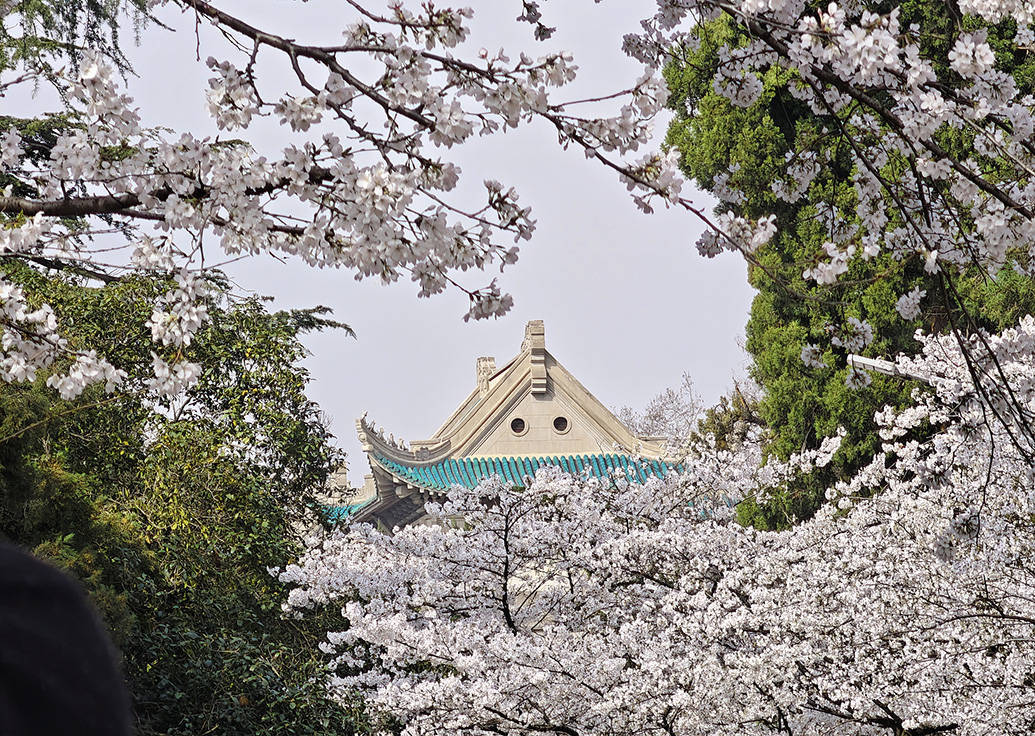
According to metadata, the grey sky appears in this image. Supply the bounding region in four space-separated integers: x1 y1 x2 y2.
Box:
50 2 757 485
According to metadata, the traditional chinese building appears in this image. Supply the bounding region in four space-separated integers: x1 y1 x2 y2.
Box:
346 321 679 528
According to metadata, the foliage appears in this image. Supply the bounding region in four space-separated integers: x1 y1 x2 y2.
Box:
664 8 1035 525
689 378 764 452
0 268 362 735
0 0 153 75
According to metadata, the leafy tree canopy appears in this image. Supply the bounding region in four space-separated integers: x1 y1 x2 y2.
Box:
0 266 363 735
1 0 154 75
664 5 1035 526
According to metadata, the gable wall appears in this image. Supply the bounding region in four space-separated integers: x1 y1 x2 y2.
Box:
467 386 614 457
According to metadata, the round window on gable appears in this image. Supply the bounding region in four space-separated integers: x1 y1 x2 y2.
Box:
553 416 569 433
510 417 527 435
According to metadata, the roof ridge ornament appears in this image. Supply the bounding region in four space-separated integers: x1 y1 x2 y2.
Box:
521 319 545 352
522 320 547 395
476 356 496 396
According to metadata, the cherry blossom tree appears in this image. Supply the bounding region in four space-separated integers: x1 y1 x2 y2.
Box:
0 0 676 402
280 318 1035 736
4 0 1035 413
643 0 1035 446
617 372 702 453
4 1 1031 730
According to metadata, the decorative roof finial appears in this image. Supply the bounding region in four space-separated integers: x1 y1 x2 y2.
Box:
477 356 496 397
522 320 547 395
521 320 545 352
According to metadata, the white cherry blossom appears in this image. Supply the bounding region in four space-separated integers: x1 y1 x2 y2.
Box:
895 287 927 320
1 0 1035 411
284 319 1035 736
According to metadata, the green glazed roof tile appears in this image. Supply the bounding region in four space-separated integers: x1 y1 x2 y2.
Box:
324 500 373 521
372 452 681 494
330 454 686 524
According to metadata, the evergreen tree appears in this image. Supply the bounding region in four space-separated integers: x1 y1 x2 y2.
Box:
0 268 364 735
0 0 153 76
664 7 1035 526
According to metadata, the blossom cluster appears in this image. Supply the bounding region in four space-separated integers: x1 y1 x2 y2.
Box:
283 320 1035 735
6 1 1031 400
0 219 126 398
695 212 777 257
0 1 691 400
146 271 211 349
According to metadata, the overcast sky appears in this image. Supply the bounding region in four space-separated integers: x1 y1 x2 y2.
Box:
97 2 754 485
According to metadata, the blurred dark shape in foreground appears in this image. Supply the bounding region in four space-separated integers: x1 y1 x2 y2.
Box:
0 543 131 736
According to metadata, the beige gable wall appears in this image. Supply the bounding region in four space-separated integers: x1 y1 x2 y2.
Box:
467 386 614 457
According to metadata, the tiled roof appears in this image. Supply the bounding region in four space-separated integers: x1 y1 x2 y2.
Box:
374 453 679 492
323 500 373 522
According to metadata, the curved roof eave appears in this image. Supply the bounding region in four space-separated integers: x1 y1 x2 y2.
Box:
369 452 683 494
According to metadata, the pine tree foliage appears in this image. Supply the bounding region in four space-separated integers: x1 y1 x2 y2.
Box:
0 268 364 735
0 0 153 74
664 7 1035 525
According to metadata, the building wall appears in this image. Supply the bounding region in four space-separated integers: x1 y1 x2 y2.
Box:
467 387 614 457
